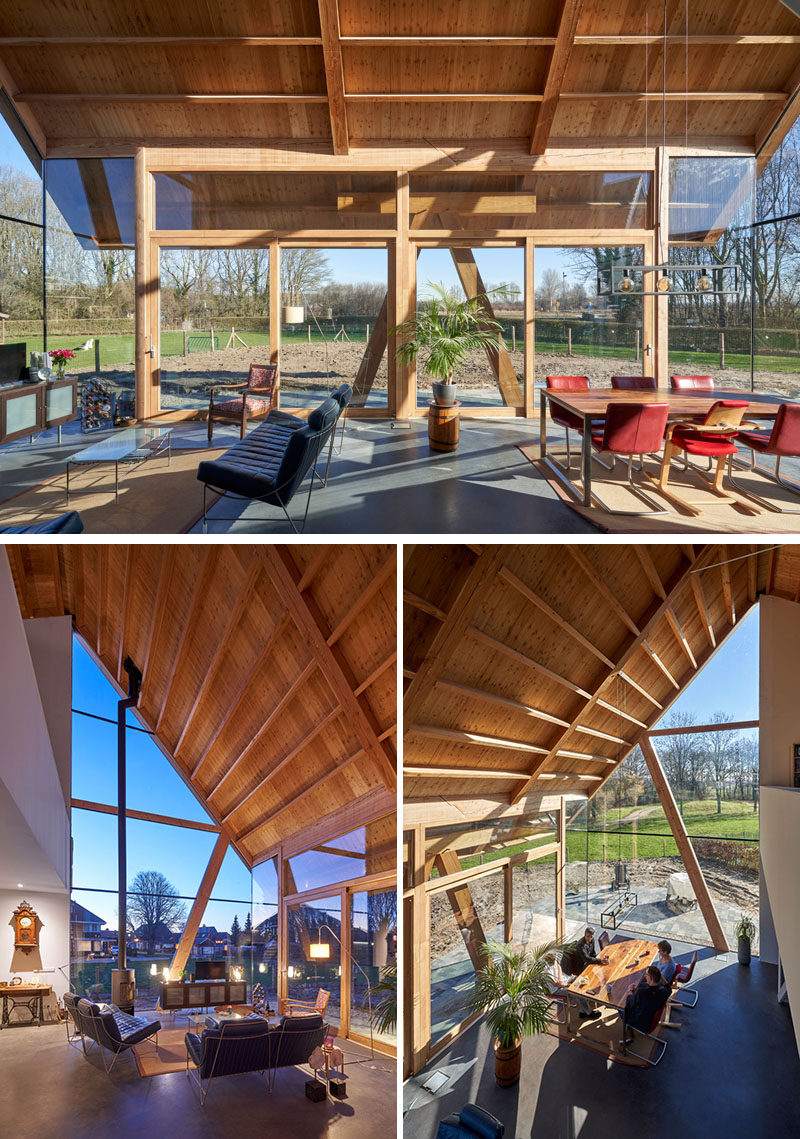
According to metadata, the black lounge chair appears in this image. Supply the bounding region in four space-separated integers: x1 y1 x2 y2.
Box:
0 510 84 533
265 384 352 485
196 391 348 532
269 1013 327 1091
74 998 161 1073
185 1015 273 1105
437 1103 505 1138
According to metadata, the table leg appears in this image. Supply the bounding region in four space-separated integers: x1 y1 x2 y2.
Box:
115 461 119 504
539 389 547 458
66 462 70 506
582 416 593 507
168 434 171 467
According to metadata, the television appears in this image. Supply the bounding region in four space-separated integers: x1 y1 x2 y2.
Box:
195 959 226 981
0 342 26 385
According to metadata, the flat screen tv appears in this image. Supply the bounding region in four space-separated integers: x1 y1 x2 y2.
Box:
0 342 26 384
195 959 226 981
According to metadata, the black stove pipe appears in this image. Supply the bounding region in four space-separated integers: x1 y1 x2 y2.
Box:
117 657 142 973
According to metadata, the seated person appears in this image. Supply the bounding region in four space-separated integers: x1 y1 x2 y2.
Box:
567 927 610 1021
619 966 670 1049
656 940 677 985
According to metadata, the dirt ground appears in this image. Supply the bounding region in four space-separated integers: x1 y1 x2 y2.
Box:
98 340 800 400
430 855 759 961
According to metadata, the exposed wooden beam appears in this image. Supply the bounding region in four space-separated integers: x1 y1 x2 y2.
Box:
296 547 330 593
530 0 584 154
566 548 640 636
619 669 663 708
767 547 777 595
664 608 696 670
164 833 229 992
327 550 395 646
404 766 529 780
263 547 397 792
0 35 324 46
154 549 218 732
220 705 342 822
449 249 523 406
404 590 446 622
435 850 488 972
559 91 785 102
205 658 319 801
639 736 729 951
71 798 221 833
746 546 757 605
407 723 548 755
16 92 330 103
354 650 397 697
469 627 592 700
596 698 648 729
498 566 615 669
642 642 680 690
720 552 736 625
434 678 569 729
755 58 800 172
634 547 666 600
337 34 800 46
690 570 716 649
318 0 349 154
648 719 758 737
573 724 628 746
555 750 615 764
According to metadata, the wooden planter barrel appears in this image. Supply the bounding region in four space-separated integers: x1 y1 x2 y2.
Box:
428 400 461 452
493 1037 522 1086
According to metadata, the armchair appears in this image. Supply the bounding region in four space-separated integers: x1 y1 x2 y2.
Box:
208 363 278 441
270 1013 327 1091
437 1104 505 1139
74 998 161 1073
283 988 330 1019
185 1015 273 1105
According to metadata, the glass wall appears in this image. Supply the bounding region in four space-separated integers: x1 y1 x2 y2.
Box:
534 246 646 388
351 886 397 1046
287 896 342 1026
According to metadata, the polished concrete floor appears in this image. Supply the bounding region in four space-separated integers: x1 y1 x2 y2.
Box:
404 942 800 1139
0 1022 395 1139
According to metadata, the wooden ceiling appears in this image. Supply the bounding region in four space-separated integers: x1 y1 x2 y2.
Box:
404 543 798 815
0 1 797 160
6 543 397 868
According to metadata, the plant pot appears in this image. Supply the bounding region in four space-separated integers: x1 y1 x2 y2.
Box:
738 937 751 966
282 305 305 324
493 1036 522 1087
431 381 457 407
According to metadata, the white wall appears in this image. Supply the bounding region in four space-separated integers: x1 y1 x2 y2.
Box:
24 615 72 806
760 788 800 1059
0 551 70 888
0 886 70 1005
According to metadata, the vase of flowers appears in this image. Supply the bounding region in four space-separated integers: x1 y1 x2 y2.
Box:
50 349 75 379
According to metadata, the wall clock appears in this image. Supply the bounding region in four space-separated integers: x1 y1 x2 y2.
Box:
12 901 39 953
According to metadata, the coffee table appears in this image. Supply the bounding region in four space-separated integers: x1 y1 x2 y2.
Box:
65 426 173 505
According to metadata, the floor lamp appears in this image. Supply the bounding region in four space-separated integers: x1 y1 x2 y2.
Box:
312 923 374 1059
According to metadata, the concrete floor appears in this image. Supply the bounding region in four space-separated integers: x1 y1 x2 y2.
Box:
405 940 800 1139
0 1021 395 1139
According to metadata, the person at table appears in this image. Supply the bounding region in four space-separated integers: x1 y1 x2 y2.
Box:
619 966 670 1049
568 927 610 1020
656 940 677 985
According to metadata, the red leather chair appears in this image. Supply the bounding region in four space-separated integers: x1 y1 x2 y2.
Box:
671 950 699 1007
546 376 592 471
589 401 669 515
729 402 800 513
670 375 714 391
655 400 759 516
611 376 657 390
597 930 610 950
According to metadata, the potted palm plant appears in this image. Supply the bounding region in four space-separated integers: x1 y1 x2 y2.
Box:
468 939 559 1087
370 964 397 1036
735 914 757 966
392 283 509 407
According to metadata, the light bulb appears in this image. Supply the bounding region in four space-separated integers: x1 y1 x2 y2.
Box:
618 271 633 293
656 274 671 293
150 964 157 977
697 271 712 293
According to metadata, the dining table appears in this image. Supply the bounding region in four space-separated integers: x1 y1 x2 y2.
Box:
539 387 787 508
565 936 662 1026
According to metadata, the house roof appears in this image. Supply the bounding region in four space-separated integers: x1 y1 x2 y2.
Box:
0 1 797 164
404 543 794 822
70 900 105 925
7 545 396 869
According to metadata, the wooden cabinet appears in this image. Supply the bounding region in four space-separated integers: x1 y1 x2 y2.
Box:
160 979 248 1011
0 377 78 445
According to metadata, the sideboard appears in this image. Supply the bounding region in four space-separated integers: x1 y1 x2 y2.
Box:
0 377 78 446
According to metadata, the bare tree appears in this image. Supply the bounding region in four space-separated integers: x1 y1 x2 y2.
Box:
658 711 702 814
280 248 330 305
127 870 187 953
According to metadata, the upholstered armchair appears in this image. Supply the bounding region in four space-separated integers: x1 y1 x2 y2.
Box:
185 1016 273 1105
283 988 330 1019
208 363 278 441
269 1013 327 1091
437 1104 505 1138
74 998 161 1073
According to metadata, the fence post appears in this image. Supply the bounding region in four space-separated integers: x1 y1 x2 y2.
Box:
183 330 188 357
366 323 369 342
663 838 666 857
635 329 640 362
602 838 607 864
511 325 516 352
567 327 572 356
210 325 215 352
719 332 725 368
94 338 101 375
307 323 311 343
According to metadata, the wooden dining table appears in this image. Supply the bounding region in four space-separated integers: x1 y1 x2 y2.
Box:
565 936 661 1022
539 387 787 508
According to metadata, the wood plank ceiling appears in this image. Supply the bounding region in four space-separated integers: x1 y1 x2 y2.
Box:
404 543 800 812
0 0 796 158
6 543 397 868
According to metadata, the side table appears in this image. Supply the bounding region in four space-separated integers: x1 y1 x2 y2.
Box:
428 400 461 452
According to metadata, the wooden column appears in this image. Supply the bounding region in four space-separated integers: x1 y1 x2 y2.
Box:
393 173 415 419
504 862 513 943
410 824 431 1075
340 886 352 1037
163 833 229 995
556 797 567 943
449 248 523 407
639 735 730 951
269 240 281 403
351 294 388 407
524 236 535 418
133 147 150 420
654 148 670 390
277 844 288 1008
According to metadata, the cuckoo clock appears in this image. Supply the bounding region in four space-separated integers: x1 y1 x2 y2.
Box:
12 901 39 953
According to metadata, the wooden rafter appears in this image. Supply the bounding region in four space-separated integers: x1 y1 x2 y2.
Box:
566 548 640 636
530 0 585 155
318 0 349 154
664 608 696 670
407 723 548 755
469 627 592 700
404 766 528 781
434 678 569 729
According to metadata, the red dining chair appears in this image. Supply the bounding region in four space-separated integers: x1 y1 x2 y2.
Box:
620 1000 669 1066
589 401 669 515
671 951 699 1007
729 402 800 513
670 375 714 391
610 376 657 391
655 400 760 516
545 375 590 471
597 930 610 950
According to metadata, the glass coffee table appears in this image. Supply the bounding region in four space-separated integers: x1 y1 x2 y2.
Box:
66 427 173 505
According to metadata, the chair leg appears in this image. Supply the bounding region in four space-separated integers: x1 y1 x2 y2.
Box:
727 451 800 514
589 454 669 516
